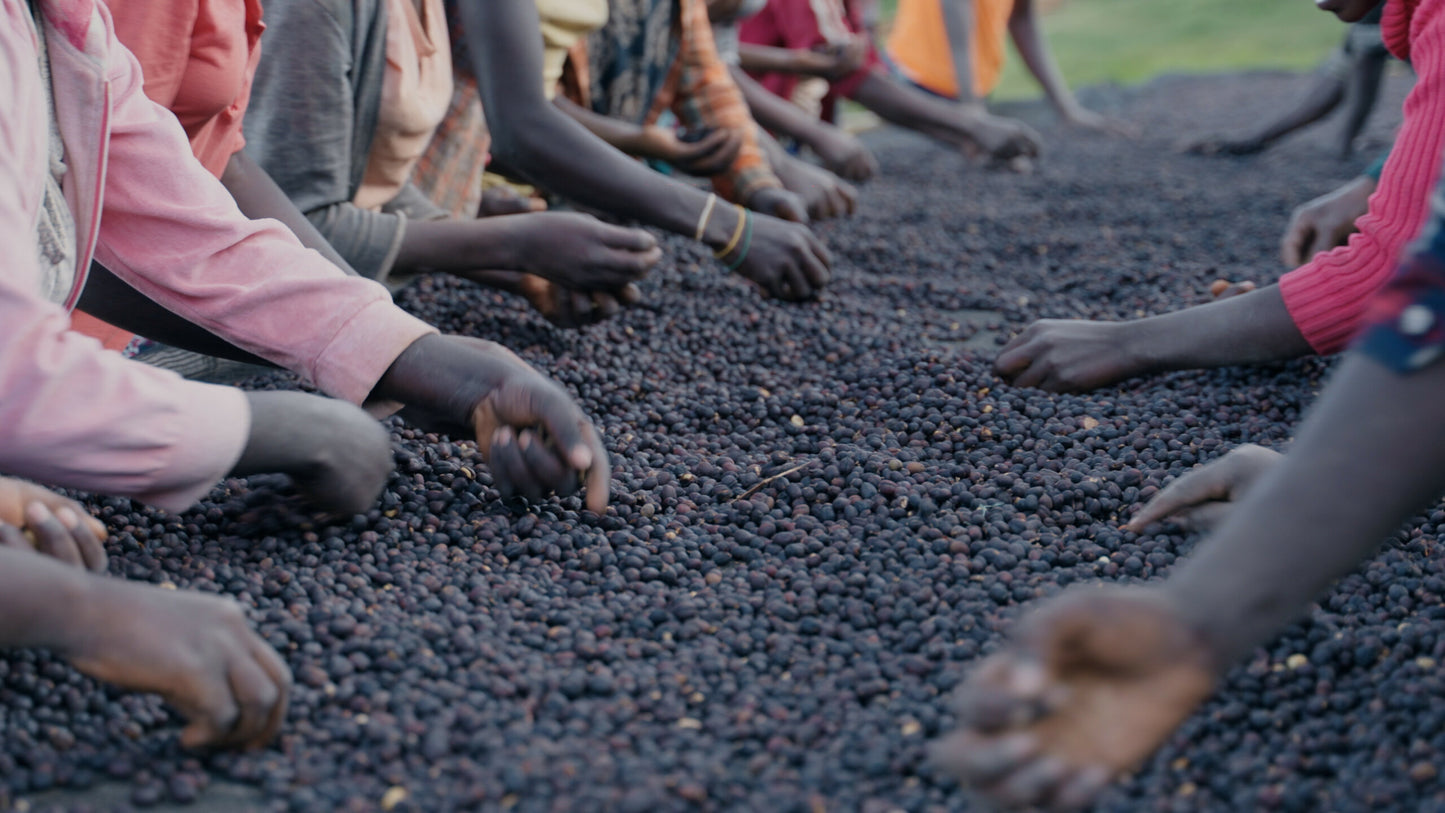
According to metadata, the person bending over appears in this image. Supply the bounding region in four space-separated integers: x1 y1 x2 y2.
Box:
886 0 1130 135
224 0 658 329
931 131 1445 811
706 0 879 183
737 0 1041 167
995 0 1440 393
3 0 610 531
413 0 832 302
555 0 857 221
0 479 289 750
1185 4 1394 159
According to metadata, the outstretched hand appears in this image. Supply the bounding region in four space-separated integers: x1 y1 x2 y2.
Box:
1280 176 1375 268
66 579 291 750
0 477 107 570
1126 444 1284 533
994 319 1145 393
931 586 1218 810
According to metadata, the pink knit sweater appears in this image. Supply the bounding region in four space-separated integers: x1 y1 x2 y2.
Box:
1281 0 1445 354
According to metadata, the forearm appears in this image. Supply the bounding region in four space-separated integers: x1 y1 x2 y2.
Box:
1007 7 1081 117
1166 354 1445 666
940 0 978 104
392 218 529 274
1126 285 1314 373
0 547 95 653
737 44 827 76
1245 77 1346 145
220 151 358 274
731 65 839 149
552 97 652 156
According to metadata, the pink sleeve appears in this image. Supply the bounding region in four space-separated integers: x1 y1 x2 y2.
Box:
0 5 249 511
1280 4 1445 355
90 0 437 404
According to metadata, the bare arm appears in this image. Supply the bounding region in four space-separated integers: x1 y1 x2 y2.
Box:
940 0 979 105
1006 0 1086 120
553 96 653 154
737 43 833 77
220 151 357 273
731 64 839 149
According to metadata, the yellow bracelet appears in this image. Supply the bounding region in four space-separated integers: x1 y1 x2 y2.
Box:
713 204 748 259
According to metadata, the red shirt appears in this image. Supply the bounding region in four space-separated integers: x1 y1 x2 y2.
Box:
104 0 264 178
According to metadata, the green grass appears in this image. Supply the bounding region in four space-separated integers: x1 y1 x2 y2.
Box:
879 0 1349 101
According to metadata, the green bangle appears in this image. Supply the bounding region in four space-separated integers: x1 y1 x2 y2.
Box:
724 211 754 271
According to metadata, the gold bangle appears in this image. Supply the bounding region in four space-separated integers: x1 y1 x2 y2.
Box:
713 204 748 259
693 193 719 242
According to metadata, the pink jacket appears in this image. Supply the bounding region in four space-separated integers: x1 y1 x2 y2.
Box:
1 0 435 510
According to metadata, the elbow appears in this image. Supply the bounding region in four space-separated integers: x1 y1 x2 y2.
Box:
486 106 554 174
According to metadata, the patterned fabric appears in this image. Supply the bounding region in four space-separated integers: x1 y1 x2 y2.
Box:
1358 175 1445 372
26 0 76 306
575 0 781 201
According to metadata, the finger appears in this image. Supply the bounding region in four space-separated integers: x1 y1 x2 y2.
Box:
929 730 1038 786
617 282 643 306
219 649 283 749
1052 765 1113 810
26 502 82 568
783 263 813 302
1171 500 1236 534
601 246 662 281
953 656 1051 730
488 426 524 500
1125 466 1235 531
0 524 30 550
570 289 596 327
33 490 107 542
592 292 622 320
581 424 611 514
992 334 1036 378
1281 221 1313 268
518 429 579 498
245 636 292 748
801 235 832 288
601 225 659 253
178 675 241 750
487 387 596 475
56 507 107 573
837 181 858 215
990 755 1073 809
1009 359 1051 390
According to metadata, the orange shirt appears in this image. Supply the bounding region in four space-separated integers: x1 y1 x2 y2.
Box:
886 0 1012 99
105 0 264 178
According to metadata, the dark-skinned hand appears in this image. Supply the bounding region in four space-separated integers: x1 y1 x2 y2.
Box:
1181 135 1266 157
638 126 745 177
747 185 811 224
1126 444 1284 534
233 391 394 516
931 586 1217 810
773 153 857 221
1280 176 1374 268
476 186 547 217
64 578 291 750
994 319 1145 393
813 129 878 182
730 211 832 301
0 477 107 570
501 212 661 291
515 273 642 328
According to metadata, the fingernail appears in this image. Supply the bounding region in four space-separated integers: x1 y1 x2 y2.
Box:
999 732 1036 759
24 502 53 524
56 507 79 529
571 446 594 470
494 426 514 445
1011 661 1047 695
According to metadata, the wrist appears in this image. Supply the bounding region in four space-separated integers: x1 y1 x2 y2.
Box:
701 201 742 250
376 334 497 428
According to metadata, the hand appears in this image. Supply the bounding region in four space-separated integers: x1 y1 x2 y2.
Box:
1280 176 1375 267
809 38 868 80
994 319 1148 393
930 586 1217 810
0 477 107 570
773 153 857 221
65 579 291 750
233 391 394 516
476 186 547 217
967 113 1042 162
503 212 661 291
1126 444 1284 533
637 126 744 177
1062 107 1137 138
1208 279 1257 301
812 129 878 182
377 335 611 512
0 502 107 572
1181 135 1266 157
747 186 811 224
729 210 832 301
515 273 642 328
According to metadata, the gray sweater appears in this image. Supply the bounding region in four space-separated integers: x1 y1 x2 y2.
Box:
245 0 447 283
